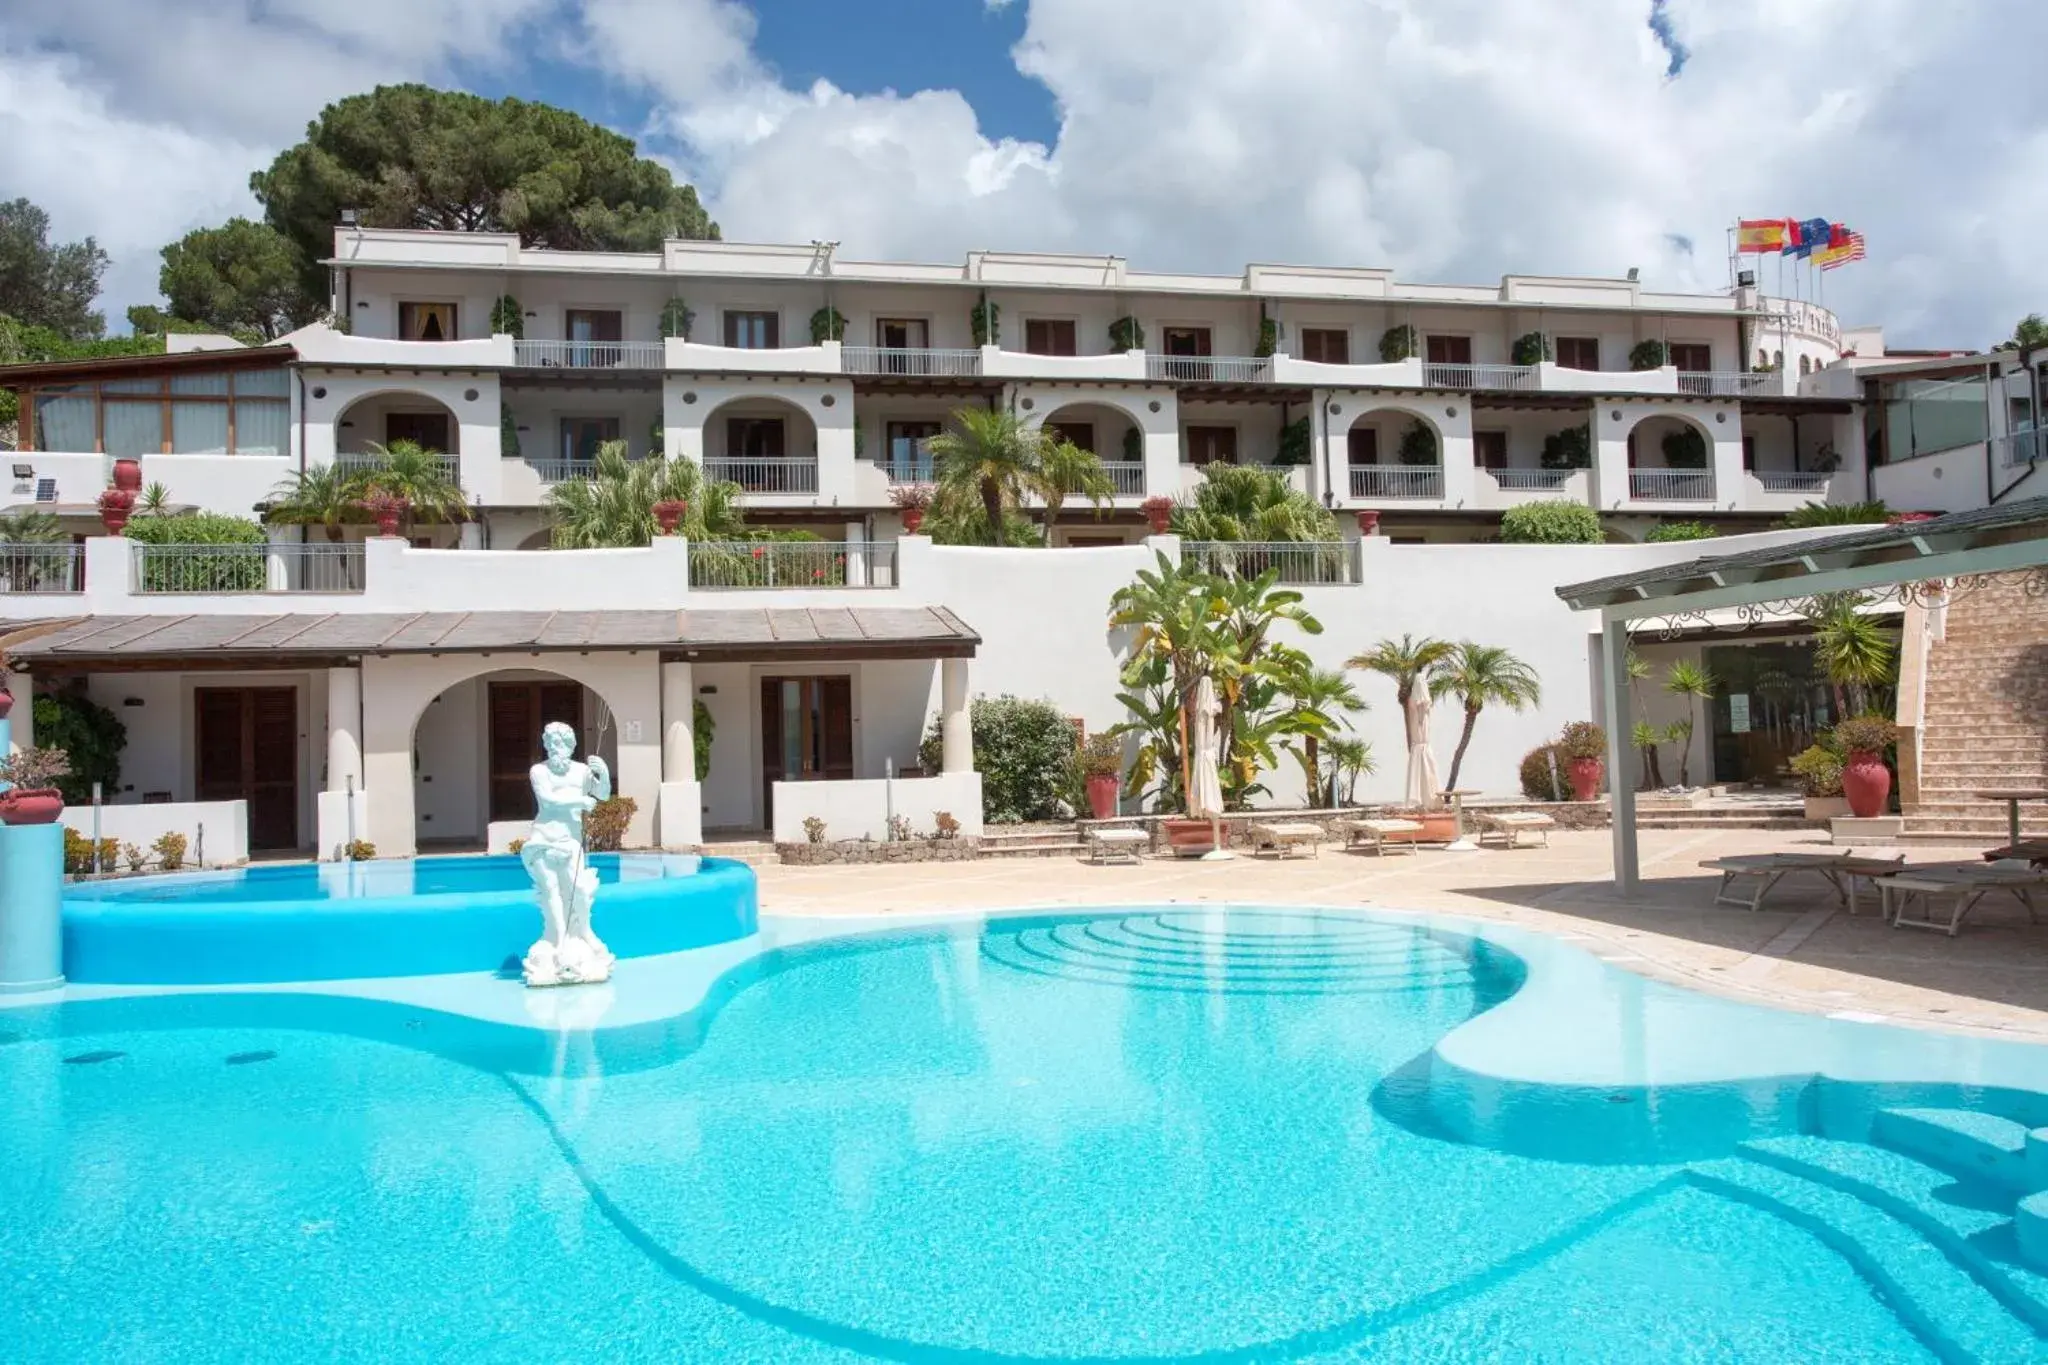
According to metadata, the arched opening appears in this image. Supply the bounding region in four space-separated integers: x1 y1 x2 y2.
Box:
1345 406 1444 499
411 667 622 850
1625 413 1716 502
700 395 820 494
516 528 553 552
335 390 461 465
1038 402 1143 496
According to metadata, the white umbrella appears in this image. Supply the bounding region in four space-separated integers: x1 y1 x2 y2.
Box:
1187 674 1233 860
1403 688 1442 810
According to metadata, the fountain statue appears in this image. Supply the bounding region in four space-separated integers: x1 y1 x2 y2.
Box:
520 721 615 987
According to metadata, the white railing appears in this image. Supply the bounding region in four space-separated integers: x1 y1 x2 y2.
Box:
1350 465 1444 499
878 457 936 485
514 340 664 369
1628 469 1716 501
1487 468 1578 492
689 540 898 589
1995 429 2048 468
526 460 595 484
1677 370 1767 397
1146 355 1272 383
704 457 820 494
131 542 365 594
1099 461 1146 497
0 543 83 593
1753 470 1833 493
840 347 982 377
1184 540 1362 585
335 452 459 481
1423 363 1535 391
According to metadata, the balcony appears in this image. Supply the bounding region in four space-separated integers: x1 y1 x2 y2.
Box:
0 543 83 594
1486 468 1579 493
1145 355 1272 383
1751 470 1833 494
513 340 664 369
1350 465 1445 499
1099 461 1146 497
1676 370 1767 397
131 543 366 594
526 459 594 484
1183 540 1362 586
703 457 819 495
688 540 897 589
335 451 459 481
1423 363 1535 392
841 346 981 378
1628 469 1716 501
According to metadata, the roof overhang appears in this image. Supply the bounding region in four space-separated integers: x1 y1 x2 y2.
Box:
0 345 297 387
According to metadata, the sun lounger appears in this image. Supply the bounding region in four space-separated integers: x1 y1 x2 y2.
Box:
1700 851 1905 915
1089 828 1150 865
1345 818 1423 856
1879 862 2048 937
1248 821 1323 859
1475 811 1553 849
1984 839 2048 867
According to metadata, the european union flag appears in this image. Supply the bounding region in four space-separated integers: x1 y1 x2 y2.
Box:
1783 217 1832 258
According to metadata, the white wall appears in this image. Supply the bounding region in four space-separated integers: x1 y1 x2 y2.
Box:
61 800 249 868
770 773 985 843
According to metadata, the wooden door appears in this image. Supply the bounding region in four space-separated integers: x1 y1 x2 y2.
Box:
195 687 298 850
1185 426 1238 466
760 676 853 826
488 682 583 821
386 411 451 452
1474 430 1508 470
1425 335 1473 364
1346 427 1380 466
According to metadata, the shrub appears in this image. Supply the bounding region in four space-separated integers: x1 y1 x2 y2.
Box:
29 692 124 806
1645 520 1718 543
1558 721 1606 760
1780 499 1890 528
585 795 636 852
1379 324 1419 362
658 298 695 340
488 295 523 338
1275 416 1311 466
1078 732 1121 779
1661 425 1708 469
1540 424 1591 470
1108 316 1145 351
1833 715 1898 755
508 838 525 855
970 298 1000 346
125 512 267 591
152 831 188 871
63 830 120 876
1254 317 1278 358
1629 339 1667 370
887 813 913 842
802 815 827 844
0 744 72 791
122 841 145 873
1511 331 1552 366
1788 744 1844 797
1519 743 1568 801
343 839 376 860
934 811 961 840
920 695 1074 823
1397 419 1438 466
1501 501 1602 544
809 306 846 344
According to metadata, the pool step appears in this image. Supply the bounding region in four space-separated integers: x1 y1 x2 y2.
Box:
1689 1158 2047 1362
1871 1107 2040 1194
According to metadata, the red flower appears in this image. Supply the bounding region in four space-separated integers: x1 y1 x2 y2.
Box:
751 546 765 558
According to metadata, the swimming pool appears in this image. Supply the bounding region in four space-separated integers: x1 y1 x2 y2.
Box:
5 906 2048 1361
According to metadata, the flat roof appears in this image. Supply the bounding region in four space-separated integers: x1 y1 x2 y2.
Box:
0 345 297 387
7 605 980 671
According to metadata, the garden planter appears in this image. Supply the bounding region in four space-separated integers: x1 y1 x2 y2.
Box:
0 788 64 826
1803 795 1851 822
1162 817 1215 856
653 499 688 535
1085 774 1120 821
1355 510 1381 537
111 459 143 493
1142 498 1174 535
97 488 134 536
901 507 925 535
1841 751 1891 819
1567 756 1604 802
1392 810 1458 843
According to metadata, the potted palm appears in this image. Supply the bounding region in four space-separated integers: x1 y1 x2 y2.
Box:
889 483 934 534
1833 715 1898 819
1558 721 1606 802
0 746 72 825
1079 733 1122 820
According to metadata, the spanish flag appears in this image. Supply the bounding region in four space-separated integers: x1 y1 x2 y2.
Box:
1737 218 1789 252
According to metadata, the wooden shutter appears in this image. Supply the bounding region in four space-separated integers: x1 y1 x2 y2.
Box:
1669 343 1711 373
1425 335 1472 364
1346 428 1379 465
1474 431 1508 470
820 677 854 780
1301 329 1348 364
195 687 298 850
1557 337 1600 370
195 689 245 803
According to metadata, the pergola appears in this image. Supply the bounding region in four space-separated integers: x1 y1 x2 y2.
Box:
1556 497 2048 892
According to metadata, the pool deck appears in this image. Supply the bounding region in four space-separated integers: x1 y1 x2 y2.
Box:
755 827 2048 1044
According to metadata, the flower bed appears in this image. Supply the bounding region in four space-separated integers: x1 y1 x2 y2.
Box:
776 837 981 866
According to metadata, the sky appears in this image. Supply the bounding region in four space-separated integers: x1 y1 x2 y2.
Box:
1 0 2042 349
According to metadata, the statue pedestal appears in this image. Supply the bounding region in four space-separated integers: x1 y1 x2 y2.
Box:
0 823 65 993
521 936 614 988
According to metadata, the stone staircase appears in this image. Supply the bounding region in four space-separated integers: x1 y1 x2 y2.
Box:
980 826 1092 859
1904 572 2048 844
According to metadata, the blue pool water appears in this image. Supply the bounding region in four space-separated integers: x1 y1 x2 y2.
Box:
5 908 2048 1362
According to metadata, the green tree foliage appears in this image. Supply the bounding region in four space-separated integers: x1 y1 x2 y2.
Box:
1662 659 1717 787
1540 424 1591 470
1169 463 1338 543
1779 499 1890 528
0 314 163 429
1500 501 1602 543
250 84 720 300
1661 424 1708 469
32 691 127 807
1806 592 1896 717
544 441 747 548
1644 519 1718 542
918 696 1074 823
923 407 1111 546
0 198 109 339
1995 314 2048 351
266 462 365 541
1429 642 1542 792
153 219 321 339
1349 633 1455 791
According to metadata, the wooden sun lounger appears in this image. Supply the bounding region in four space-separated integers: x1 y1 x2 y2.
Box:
1879 864 2048 937
1475 811 1553 849
1248 821 1323 859
1345 818 1423 856
1700 851 1905 915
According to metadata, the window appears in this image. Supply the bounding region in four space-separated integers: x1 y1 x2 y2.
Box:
1048 420 1094 454
1184 425 1237 466
1298 328 1349 364
1024 319 1077 356
1346 427 1379 466
724 311 779 349
884 421 940 477
1668 343 1712 373
386 412 451 452
565 309 623 365
1161 327 1212 357
727 418 786 459
22 368 290 455
559 417 620 465
1556 336 1601 370
398 302 457 341
1425 335 1473 365
1474 430 1508 470
876 318 929 349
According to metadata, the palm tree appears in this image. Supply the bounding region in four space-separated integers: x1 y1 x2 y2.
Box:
545 441 747 548
1320 735 1376 807
0 509 67 543
1429 642 1541 792
1273 654 1365 805
1031 438 1115 542
1171 463 1338 543
1663 659 1717 788
1808 593 1895 717
1208 569 1322 795
924 407 1046 546
137 482 173 517
1350 633 1455 806
266 462 366 542
1625 649 1664 788
355 440 468 539
1108 551 1227 812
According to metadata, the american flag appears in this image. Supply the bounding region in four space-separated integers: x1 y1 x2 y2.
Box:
1818 230 1866 271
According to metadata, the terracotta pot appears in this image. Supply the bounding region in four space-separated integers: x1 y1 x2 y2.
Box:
1841 750 1891 819
111 458 143 492
901 507 925 535
1567 755 1604 802
1085 773 1120 821
653 499 688 535
0 687 13 720
98 487 135 536
1162 817 1215 854
1355 509 1381 536
1142 499 1174 534
0 787 64 826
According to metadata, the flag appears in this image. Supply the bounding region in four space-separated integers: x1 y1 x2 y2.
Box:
1783 217 1833 258
1737 218 1789 252
1817 231 1866 271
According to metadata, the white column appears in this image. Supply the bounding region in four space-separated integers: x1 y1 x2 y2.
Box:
657 658 703 848
941 657 973 774
5 669 31 754
265 522 295 591
317 665 366 860
1602 616 1638 893
458 521 484 549
842 520 868 587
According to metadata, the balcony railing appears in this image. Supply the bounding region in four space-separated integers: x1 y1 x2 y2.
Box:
704 457 819 494
526 460 595 484
0 543 83 593
1184 540 1362 586
335 452 459 481
1487 468 1578 492
1423 363 1535 391
878 457 935 485
841 346 982 377
1350 465 1444 499
1995 429 2047 468
1099 461 1146 497
689 540 897 589
1752 470 1833 493
1146 355 1272 383
1676 370 1767 397
132 543 365 594
514 340 664 369
1628 469 1716 501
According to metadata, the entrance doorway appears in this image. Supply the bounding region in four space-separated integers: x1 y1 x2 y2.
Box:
760 676 852 824
1703 642 1848 785
195 686 298 850
489 681 583 821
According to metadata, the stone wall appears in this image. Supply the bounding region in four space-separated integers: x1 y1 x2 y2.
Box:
1075 800 1609 848
776 837 982 865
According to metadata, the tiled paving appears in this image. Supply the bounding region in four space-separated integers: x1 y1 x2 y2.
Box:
756 827 2048 1042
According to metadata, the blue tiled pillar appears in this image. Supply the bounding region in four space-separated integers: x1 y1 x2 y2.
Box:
0 822 65 992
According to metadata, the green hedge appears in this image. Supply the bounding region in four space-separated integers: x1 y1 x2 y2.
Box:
1645 520 1718 543
1500 501 1602 544
920 695 1073 823
124 512 268 591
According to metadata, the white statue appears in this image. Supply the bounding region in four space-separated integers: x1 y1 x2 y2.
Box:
520 721 615 987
